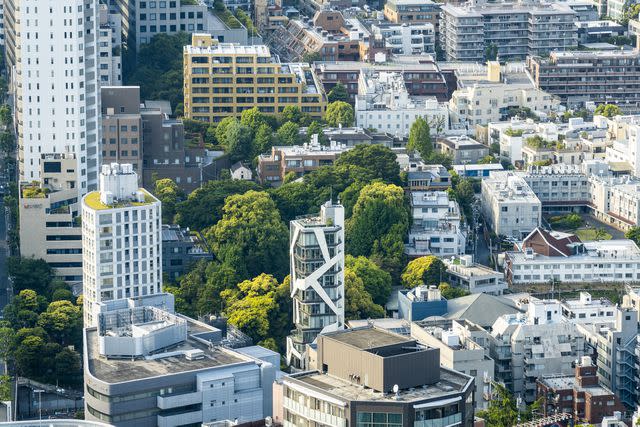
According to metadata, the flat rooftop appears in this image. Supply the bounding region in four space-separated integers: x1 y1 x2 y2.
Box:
185 42 272 56
289 366 470 403
86 317 246 383
326 327 409 350
83 188 157 210
540 375 613 396
507 239 640 263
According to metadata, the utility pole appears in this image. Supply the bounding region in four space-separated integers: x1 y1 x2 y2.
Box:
34 389 44 426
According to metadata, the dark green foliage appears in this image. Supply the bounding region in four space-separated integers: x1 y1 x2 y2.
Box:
327 83 349 103
124 32 191 112
8 257 54 295
335 144 401 185
345 269 386 320
346 255 392 306
154 178 185 224
438 283 470 299
206 191 289 280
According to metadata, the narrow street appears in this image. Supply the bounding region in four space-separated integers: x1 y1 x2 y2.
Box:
0 197 8 314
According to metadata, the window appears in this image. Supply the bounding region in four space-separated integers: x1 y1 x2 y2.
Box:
356 412 402 427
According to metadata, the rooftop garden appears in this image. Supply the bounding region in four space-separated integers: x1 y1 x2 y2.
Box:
84 190 156 210
212 0 243 29
22 185 49 198
504 128 524 137
525 135 564 150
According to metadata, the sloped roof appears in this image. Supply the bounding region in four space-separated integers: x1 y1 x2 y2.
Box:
444 293 522 328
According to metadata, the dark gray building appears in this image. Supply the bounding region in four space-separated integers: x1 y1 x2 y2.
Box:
282 327 475 427
162 224 213 281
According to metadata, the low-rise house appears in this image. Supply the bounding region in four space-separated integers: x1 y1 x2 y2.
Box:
437 136 489 164
230 162 252 180
444 255 506 295
452 163 503 179
406 163 451 191
405 190 466 257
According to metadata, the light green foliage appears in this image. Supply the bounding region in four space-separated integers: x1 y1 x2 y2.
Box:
476 383 541 427
549 213 583 230
276 121 301 146
335 144 401 185
240 107 270 133
478 155 498 164
307 121 329 145
280 106 310 126
594 103 622 118
345 268 385 320
221 120 254 162
327 83 349 103
175 179 261 230
254 123 275 155
407 117 432 159
325 101 354 127
438 283 469 299
37 300 82 347
154 178 184 224
346 255 392 306
0 375 11 401
301 51 322 64
223 274 292 352
401 256 446 289
235 9 258 36
207 191 289 280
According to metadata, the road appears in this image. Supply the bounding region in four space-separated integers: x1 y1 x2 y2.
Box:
0 198 8 313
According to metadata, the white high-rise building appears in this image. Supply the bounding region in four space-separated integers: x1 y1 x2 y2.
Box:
287 201 345 370
6 0 102 190
81 163 162 327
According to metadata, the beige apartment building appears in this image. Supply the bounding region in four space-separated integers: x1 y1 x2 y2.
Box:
183 33 326 123
19 154 83 284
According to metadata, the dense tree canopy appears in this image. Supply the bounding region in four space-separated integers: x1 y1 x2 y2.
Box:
344 269 385 320
335 144 401 185
124 32 190 110
206 191 289 280
327 83 349 103
276 121 301 146
175 179 261 230
626 226 640 246
345 255 392 307
154 178 184 224
401 256 446 289
8 257 55 296
347 182 409 282
325 101 354 127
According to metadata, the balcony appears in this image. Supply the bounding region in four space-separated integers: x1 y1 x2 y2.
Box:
157 391 201 410
284 397 346 427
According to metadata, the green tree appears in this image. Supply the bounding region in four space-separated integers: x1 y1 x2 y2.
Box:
0 104 12 126
344 268 385 320
175 179 260 230
254 123 275 155
594 227 608 241
214 116 239 147
484 43 498 61
154 178 184 223
478 155 498 164
222 120 254 162
594 103 622 118
54 348 83 387
307 121 328 145
240 107 269 133
7 257 54 295
401 256 446 289
345 255 392 306
207 191 289 280
38 300 83 347
335 144 401 185
325 101 354 127
0 327 16 362
280 106 309 126
451 176 475 225
14 335 45 377
407 117 432 159
223 274 292 351
347 183 409 282
124 32 191 110
301 51 322 64
269 181 316 222
625 226 640 246
438 283 470 299
327 83 349 103
476 383 519 427
0 375 11 401
276 121 300 146
0 131 15 155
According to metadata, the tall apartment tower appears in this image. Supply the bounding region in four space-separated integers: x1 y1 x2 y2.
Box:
5 0 102 190
81 163 162 327
287 201 345 370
